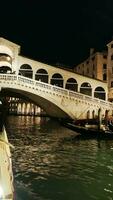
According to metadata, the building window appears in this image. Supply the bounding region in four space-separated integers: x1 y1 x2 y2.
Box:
103 64 107 69
112 67 113 74
111 55 113 60
86 61 89 64
103 73 107 81
103 55 107 59
93 64 95 70
111 81 113 87
111 44 113 48
87 68 89 74
92 56 95 61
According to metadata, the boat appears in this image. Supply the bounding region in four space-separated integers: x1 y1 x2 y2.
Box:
0 126 14 199
62 121 113 140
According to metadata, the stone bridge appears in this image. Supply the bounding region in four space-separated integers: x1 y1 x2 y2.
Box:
0 74 113 120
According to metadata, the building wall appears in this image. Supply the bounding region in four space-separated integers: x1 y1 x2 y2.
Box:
74 51 107 81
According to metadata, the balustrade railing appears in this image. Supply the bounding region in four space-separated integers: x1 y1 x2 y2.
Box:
0 74 113 108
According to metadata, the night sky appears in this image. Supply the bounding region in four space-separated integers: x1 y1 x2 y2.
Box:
1 0 113 67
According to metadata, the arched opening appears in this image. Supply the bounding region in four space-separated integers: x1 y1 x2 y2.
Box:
35 69 48 83
19 64 33 79
92 110 95 119
65 78 78 91
0 66 12 74
51 73 64 87
80 82 92 96
0 53 12 64
94 87 106 100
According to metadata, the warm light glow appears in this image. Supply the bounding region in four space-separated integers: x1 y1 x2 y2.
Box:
7 56 11 61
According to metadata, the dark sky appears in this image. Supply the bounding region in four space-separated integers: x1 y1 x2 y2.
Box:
1 0 113 67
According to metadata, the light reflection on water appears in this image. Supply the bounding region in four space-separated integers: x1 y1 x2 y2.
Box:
5 116 113 200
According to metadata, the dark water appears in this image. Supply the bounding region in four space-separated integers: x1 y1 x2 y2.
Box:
5 116 113 200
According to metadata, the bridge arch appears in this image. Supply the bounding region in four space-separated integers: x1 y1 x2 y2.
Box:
19 64 33 79
94 87 106 100
50 73 64 87
35 69 48 83
80 82 92 96
65 78 78 91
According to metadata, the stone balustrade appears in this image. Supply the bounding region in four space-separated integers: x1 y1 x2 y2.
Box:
0 74 113 117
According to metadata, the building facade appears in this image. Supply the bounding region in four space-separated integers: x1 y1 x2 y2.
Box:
74 41 113 102
74 49 108 81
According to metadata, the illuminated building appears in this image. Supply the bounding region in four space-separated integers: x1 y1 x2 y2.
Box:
74 48 107 81
74 40 113 102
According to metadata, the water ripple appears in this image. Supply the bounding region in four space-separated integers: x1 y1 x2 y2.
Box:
6 116 113 200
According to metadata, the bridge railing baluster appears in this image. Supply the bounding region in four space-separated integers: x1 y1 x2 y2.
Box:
69 91 84 99
35 80 52 90
52 86 68 95
18 75 34 85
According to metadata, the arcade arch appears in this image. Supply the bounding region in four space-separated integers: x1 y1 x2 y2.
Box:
19 64 33 78
80 82 92 96
35 69 48 83
65 78 78 91
0 53 12 64
50 73 64 87
94 87 106 100
0 66 12 73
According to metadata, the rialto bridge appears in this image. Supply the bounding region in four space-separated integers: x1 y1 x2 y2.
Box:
0 37 113 120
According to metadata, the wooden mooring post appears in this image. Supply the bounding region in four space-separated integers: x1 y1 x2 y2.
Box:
98 108 102 130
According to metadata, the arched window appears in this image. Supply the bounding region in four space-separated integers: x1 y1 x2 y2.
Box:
51 73 64 87
0 53 12 64
35 69 48 83
80 82 92 96
94 87 106 100
87 110 90 119
92 110 95 119
65 78 78 92
19 64 33 79
0 66 12 74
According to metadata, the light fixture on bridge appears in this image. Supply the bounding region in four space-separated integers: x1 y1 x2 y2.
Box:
6 56 11 61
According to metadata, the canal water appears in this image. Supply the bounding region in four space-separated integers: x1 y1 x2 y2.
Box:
5 116 113 200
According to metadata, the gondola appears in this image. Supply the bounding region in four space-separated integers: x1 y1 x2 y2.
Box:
62 121 113 140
